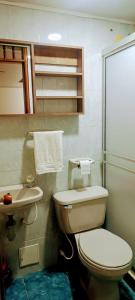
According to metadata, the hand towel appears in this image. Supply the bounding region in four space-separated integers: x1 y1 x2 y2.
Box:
33 131 64 175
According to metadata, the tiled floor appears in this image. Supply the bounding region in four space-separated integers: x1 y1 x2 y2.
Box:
5 270 135 300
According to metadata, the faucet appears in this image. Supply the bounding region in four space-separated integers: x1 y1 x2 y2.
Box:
24 175 35 188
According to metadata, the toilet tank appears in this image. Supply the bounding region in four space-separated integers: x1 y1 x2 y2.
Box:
53 186 108 234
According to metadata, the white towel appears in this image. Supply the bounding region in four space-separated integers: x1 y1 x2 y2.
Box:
33 131 64 175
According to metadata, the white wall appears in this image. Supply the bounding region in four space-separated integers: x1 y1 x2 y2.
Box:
0 3 134 277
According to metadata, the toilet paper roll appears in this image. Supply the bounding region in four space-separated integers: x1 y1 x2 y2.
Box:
80 160 91 175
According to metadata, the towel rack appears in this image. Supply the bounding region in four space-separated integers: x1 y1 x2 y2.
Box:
27 130 64 137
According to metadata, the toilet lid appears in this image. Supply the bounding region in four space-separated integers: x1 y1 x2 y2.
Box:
53 186 108 205
79 229 133 268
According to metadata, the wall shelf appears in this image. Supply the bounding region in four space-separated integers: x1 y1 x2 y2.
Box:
0 39 84 116
0 40 32 115
32 44 84 115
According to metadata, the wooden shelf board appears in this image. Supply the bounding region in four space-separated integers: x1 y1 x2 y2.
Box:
35 71 82 77
34 112 80 116
36 96 83 100
0 58 24 63
34 45 82 59
34 56 78 66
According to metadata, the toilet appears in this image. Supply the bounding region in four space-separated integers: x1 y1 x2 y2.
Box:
53 186 133 300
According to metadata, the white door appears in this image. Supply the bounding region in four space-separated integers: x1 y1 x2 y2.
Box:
104 43 135 265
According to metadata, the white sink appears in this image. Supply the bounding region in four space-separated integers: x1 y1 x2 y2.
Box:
0 184 43 214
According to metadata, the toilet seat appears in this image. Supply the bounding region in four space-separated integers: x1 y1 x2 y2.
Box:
77 229 133 270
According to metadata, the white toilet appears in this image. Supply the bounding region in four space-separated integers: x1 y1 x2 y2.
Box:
53 186 133 300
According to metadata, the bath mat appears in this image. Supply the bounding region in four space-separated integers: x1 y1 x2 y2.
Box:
6 271 135 300
6 270 73 300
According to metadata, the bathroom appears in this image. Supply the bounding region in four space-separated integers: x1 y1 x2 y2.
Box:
0 1 135 299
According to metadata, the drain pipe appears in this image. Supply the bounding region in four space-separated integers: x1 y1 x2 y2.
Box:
6 215 16 241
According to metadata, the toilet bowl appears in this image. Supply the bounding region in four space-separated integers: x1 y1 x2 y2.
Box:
75 228 132 299
76 228 132 279
53 186 133 300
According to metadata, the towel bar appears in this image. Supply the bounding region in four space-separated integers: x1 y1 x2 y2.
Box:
27 130 64 137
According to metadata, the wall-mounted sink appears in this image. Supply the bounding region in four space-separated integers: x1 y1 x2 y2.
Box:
0 184 43 214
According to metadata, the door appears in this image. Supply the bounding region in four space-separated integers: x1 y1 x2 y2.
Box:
104 42 135 265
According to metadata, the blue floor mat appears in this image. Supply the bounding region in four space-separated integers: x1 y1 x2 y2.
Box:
5 271 135 300
6 271 73 300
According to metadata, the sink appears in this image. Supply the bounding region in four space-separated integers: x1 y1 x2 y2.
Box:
0 184 43 214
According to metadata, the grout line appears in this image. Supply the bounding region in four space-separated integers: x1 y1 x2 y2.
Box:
22 278 29 300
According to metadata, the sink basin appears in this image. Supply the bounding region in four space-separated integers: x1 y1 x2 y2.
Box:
0 184 43 214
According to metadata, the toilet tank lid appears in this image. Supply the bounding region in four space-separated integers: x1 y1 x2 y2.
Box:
53 186 108 205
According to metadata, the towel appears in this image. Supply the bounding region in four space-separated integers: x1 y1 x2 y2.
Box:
33 131 64 175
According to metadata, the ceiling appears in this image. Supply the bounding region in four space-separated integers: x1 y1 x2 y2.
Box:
1 0 135 24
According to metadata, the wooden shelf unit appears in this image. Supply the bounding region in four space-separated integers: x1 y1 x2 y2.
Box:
32 44 84 115
0 40 32 115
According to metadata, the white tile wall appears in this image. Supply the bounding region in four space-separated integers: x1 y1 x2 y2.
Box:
0 3 134 276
